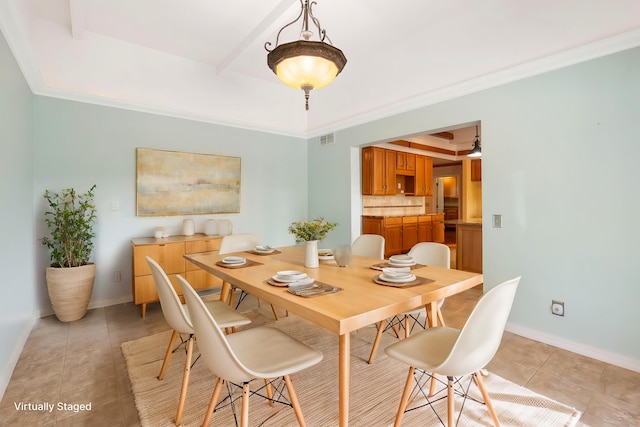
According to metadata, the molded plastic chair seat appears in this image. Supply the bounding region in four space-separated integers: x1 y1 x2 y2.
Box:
352 234 385 259
385 276 521 427
179 275 323 427
146 256 251 426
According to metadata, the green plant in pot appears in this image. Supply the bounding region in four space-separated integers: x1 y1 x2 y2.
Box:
289 217 337 268
41 185 97 322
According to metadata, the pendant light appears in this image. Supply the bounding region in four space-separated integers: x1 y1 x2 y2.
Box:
468 125 482 158
265 0 347 111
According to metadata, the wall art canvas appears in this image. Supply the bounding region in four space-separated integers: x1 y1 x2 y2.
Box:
136 148 241 216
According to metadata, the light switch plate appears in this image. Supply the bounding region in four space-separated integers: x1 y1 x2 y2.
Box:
492 214 502 228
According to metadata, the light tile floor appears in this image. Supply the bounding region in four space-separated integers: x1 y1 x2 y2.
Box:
1 288 639 426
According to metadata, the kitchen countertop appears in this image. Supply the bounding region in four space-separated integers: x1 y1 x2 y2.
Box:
362 213 442 218
444 219 482 226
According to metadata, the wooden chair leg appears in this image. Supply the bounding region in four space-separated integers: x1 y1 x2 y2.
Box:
404 315 410 338
158 330 179 380
202 378 223 427
270 304 280 320
474 371 500 427
284 374 306 427
394 367 414 427
429 372 437 396
437 307 446 327
241 383 250 427
265 378 274 407
175 336 193 426
447 376 454 427
368 319 387 364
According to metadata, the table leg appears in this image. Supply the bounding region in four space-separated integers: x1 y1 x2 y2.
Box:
425 302 438 327
339 333 350 427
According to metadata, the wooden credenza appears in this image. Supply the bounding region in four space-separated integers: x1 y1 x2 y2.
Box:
131 233 223 317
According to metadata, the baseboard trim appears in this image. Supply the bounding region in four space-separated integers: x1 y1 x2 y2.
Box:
506 322 640 373
0 317 35 401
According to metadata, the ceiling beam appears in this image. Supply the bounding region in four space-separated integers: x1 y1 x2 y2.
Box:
431 132 455 140
69 0 84 39
216 0 297 75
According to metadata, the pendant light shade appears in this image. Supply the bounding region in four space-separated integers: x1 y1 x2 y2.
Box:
468 125 482 158
265 0 347 110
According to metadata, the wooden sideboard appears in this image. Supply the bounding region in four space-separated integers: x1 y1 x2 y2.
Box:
131 233 223 317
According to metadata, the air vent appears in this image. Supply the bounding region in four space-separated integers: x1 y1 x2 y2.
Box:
320 133 335 145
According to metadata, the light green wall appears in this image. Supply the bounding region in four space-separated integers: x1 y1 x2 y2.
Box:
32 98 308 312
0 28 34 396
308 47 640 367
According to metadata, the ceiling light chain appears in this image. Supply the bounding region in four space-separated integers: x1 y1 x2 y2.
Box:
265 0 347 111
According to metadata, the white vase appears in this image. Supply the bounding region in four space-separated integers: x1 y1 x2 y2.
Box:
304 240 319 268
182 219 195 236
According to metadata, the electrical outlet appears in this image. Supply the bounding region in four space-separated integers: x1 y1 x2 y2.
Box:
551 300 564 316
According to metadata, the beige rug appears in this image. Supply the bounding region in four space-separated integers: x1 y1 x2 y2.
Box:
122 313 581 426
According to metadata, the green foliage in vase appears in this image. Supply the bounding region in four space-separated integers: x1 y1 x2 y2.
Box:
288 217 337 243
42 185 97 268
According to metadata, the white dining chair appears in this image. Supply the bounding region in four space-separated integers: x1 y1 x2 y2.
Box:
385 276 520 426
178 275 323 427
352 234 385 259
146 256 251 426
218 233 282 319
368 242 449 364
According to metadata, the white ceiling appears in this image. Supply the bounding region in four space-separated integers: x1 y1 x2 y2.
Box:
2 0 640 138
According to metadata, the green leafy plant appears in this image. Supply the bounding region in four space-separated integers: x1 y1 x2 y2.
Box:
42 185 97 268
288 217 337 243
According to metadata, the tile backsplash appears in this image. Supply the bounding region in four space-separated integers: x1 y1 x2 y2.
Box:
362 195 430 216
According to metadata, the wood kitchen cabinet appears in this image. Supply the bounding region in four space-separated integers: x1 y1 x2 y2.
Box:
417 215 433 242
402 216 418 252
362 146 397 195
456 223 483 273
396 152 416 175
414 155 433 196
131 234 223 318
432 213 445 243
383 217 403 257
471 159 482 182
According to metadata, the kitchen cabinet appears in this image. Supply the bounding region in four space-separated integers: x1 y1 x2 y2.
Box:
443 176 458 198
456 223 482 273
131 234 223 317
402 216 418 252
362 146 396 195
383 217 403 257
363 215 443 257
432 213 445 243
417 215 433 242
396 152 416 175
414 155 433 196
471 159 482 182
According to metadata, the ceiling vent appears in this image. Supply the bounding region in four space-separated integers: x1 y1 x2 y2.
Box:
320 133 335 145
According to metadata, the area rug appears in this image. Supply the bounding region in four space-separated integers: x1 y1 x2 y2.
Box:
122 314 581 426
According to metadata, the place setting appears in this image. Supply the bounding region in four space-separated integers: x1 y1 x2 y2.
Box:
372 265 433 288
371 254 425 271
266 270 342 297
247 244 282 255
216 255 262 269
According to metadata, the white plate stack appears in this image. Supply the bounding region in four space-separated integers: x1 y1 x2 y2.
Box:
380 267 416 283
254 245 275 254
272 270 315 287
388 254 416 267
221 256 246 266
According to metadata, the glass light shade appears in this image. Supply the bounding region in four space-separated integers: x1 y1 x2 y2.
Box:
276 55 339 90
267 40 347 91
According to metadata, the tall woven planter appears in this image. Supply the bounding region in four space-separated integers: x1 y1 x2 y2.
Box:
46 263 96 322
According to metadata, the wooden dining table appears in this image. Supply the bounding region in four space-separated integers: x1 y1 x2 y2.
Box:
184 245 483 427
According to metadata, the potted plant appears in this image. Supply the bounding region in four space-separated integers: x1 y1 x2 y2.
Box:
288 217 337 268
41 185 97 322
